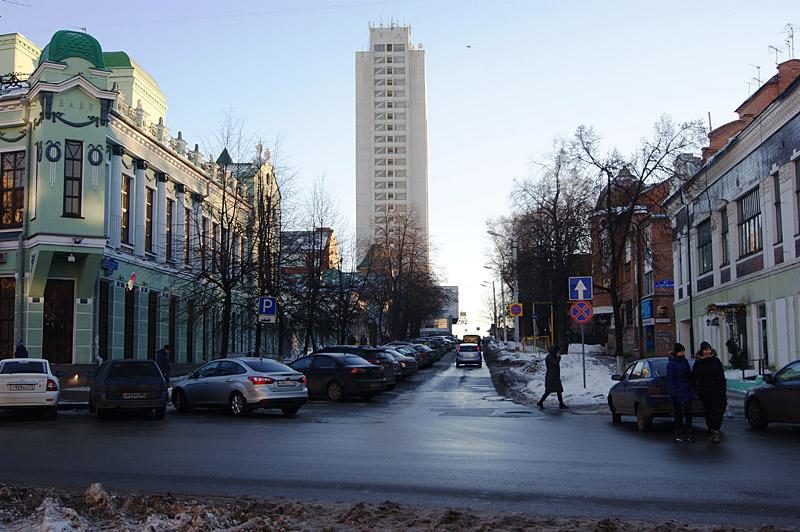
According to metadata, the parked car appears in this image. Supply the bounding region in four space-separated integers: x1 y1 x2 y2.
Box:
393 344 430 367
317 346 399 389
89 360 169 420
414 343 439 363
289 353 386 401
0 358 60 419
455 343 482 368
172 357 308 417
744 360 800 429
607 357 709 431
381 347 419 378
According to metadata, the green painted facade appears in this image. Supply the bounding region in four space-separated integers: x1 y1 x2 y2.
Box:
0 30 277 364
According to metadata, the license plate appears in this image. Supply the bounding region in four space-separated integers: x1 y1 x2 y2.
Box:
122 392 147 399
8 384 35 391
277 380 295 387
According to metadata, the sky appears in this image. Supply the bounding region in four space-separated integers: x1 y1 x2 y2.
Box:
2 0 797 337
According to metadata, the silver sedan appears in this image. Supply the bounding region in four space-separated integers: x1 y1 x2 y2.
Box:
171 357 308 417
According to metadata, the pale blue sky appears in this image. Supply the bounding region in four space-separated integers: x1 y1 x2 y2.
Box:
3 0 796 335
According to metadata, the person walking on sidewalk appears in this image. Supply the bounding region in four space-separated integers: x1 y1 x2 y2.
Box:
537 346 568 409
155 345 172 386
667 343 694 442
692 341 727 443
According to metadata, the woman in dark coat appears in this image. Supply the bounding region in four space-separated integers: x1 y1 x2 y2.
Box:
666 343 694 442
537 346 568 409
691 341 727 443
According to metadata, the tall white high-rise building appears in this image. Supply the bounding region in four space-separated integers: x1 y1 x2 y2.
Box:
355 24 428 254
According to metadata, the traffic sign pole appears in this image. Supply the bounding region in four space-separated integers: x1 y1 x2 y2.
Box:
581 324 586 389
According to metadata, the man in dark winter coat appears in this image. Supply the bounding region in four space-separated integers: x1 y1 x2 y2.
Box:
537 346 568 409
691 341 727 443
667 343 694 441
155 345 171 386
14 341 28 358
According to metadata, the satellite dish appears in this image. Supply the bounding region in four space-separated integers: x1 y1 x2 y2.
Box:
418 43 424 49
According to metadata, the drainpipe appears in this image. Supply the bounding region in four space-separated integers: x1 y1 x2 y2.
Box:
16 106 33 348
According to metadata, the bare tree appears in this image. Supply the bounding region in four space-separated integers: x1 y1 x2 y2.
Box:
501 139 598 347
572 115 705 368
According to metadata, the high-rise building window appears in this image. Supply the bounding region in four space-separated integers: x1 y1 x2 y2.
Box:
773 174 783 244
697 219 713 275
720 207 730 265
121 176 131 245
166 198 174 261
738 188 762 256
63 140 82 217
145 188 154 253
0 151 25 228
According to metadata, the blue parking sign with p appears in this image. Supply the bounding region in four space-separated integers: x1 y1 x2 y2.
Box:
258 296 277 323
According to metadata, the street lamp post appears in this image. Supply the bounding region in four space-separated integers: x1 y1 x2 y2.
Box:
487 231 520 351
483 267 498 340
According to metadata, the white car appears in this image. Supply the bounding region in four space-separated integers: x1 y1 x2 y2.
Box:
0 358 60 419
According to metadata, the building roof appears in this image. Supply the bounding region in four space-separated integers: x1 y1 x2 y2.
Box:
103 50 132 68
39 30 106 70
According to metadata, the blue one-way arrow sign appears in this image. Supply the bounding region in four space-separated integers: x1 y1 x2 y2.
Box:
568 277 593 301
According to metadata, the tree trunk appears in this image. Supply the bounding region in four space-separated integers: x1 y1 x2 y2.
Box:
220 293 232 358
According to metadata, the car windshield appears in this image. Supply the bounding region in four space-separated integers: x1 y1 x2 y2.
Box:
243 359 292 373
108 362 160 379
0 360 46 374
342 355 370 366
460 345 478 352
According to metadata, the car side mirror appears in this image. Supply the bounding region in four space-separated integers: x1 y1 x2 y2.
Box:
611 374 622 381
762 374 774 384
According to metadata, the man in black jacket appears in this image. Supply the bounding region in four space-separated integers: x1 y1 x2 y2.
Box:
692 341 727 443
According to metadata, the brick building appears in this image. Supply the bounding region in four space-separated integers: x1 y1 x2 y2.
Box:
591 169 676 357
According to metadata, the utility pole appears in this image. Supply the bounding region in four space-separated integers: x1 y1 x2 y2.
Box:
491 280 497 340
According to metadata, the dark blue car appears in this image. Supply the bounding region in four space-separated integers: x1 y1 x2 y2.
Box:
607 357 707 431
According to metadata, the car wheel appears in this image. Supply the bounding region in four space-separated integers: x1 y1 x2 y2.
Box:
88 399 95 413
172 389 190 413
608 398 622 424
746 399 768 430
281 406 300 417
327 381 344 402
229 392 248 416
153 407 166 420
635 405 652 432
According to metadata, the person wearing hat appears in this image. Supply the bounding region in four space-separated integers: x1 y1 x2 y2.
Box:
537 345 568 409
691 341 727 443
667 343 694 442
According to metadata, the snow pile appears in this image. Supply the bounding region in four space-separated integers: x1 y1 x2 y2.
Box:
493 350 615 408
10 497 87 532
567 343 608 355
526 353 614 406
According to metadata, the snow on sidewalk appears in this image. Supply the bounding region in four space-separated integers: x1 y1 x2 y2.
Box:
526 353 614 406
492 347 614 407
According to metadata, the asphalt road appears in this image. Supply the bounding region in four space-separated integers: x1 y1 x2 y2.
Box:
1 350 798 527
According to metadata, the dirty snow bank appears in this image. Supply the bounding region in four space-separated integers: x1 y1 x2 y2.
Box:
0 482 782 531
491 348 614 408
